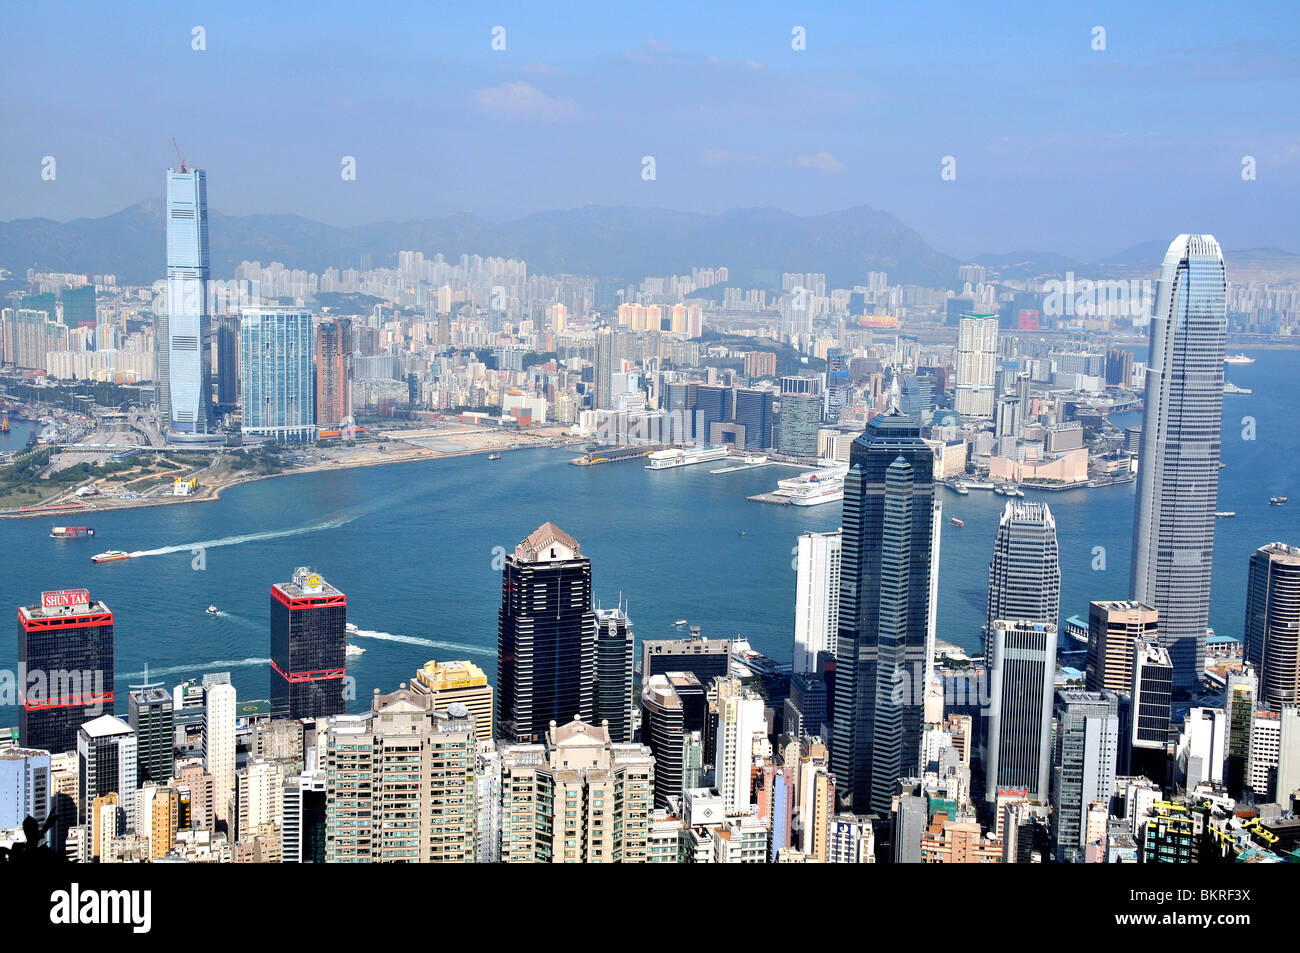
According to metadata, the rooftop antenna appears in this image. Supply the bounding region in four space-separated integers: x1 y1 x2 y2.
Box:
171 137 188 174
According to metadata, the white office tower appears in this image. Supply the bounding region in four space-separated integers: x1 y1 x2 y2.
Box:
985 621 1057 806
1176 707 1226 790
954 313 998 418
827 814 875 863
233 758 284 844
984 501 1060 660
475 742 502 864
76 715 138 832
1130 235 1227 688
1248 712 1283 800
793 530 842 674
203 682 237 825
282 767 326 863
715 676 766 814
1277 707 1300 806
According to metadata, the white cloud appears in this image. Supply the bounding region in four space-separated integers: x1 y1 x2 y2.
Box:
474 81 579 121
793 151 845 172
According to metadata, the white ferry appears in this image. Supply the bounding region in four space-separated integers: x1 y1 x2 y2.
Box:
1224 354 1255 365
773 466 848 506
645 445 730 470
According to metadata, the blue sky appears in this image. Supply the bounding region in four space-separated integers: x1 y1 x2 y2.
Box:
2 0 1297 259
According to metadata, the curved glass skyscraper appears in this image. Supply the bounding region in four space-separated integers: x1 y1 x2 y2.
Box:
1130 235 1227 688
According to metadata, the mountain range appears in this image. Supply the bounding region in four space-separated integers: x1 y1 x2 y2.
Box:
2 202 1296 290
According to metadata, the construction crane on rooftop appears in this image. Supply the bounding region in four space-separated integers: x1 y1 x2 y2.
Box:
171 137 187 173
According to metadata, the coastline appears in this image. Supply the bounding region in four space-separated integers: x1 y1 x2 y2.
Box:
0 436 571 520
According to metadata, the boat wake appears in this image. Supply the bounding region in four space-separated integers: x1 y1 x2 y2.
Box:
127 515 355 559
116 657 271 680
350 627 492 658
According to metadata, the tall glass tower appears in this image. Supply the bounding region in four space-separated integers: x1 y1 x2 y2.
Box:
831 410 940 813
984 500 1060 659
1130 235 1227 688
163 165 213 437
497 523 597 744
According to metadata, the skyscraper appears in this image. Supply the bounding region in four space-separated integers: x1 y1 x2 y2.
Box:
497 523 597 744
1130 235 1227 688
315 316 352 429
594 328 613 410
204 681 237 825
984 620 1057 806
77 715 137 828
271 567 347 720
832 410 939 813
641 672 708 809
954 313 998 418
163 164 214 437
594 607 635 743
984 501 1060 660
127 685 175 786
793 530 842 675
776 394 821 457
733 387 776 449
240 308 316 441
411 659 494 741
18 589 114 755
714 676 766 814
1085 599 1159 695
1244 542 1300 711
1051 690 1120 863
1129 638 1174 784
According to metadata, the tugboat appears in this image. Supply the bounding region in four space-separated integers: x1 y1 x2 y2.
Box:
91 550 130 563
1270 496 1288 506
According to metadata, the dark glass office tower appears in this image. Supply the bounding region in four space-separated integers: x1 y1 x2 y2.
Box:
733 388 775 450
127 685 175 785
641 672 708 809
18 589 115 755
1129 638 1174 785
214 314 239 416
595 607 634 743
831 410 939 813
497 523 597 744
693 385 732 445
271 568 347 720
1244 542 1300 711
1130 235 1227 688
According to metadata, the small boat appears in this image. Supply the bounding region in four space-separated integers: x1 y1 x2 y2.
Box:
345 644 366 658
1224 354 1255 365
1270 497 1288 506
674 619 689 627
1215 511 1235 518
91 550 130 563
487 452 502 461
738 530 747 537
51 526 94 538
345 622 359 634
950 517 965 527
206 605 219 614
952 482 970 495
993 484 1008 496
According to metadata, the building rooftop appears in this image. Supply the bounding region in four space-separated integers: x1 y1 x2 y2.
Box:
516 522 582 562
80 714 132 739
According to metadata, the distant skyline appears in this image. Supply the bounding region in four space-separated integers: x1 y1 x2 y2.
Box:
2 1 1298 261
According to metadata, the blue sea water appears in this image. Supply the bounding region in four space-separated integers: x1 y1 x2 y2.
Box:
2 349 1297 719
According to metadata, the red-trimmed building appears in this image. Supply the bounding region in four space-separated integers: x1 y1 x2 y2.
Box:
271 568 347 719
18 588 115 754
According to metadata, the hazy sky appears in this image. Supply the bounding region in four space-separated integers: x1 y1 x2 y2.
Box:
2 1 1297 260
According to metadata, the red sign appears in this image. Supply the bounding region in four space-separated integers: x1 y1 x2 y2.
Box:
41 589 91 609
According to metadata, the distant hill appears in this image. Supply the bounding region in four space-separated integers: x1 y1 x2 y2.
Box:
0 202 962 289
